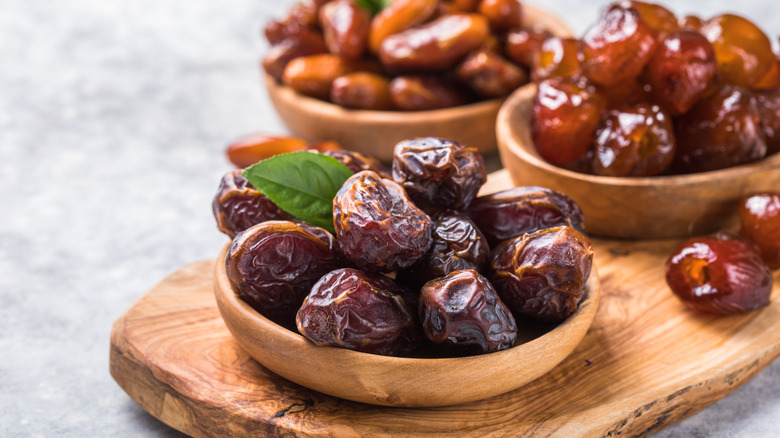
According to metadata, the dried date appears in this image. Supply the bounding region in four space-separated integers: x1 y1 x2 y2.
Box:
212 170 290 238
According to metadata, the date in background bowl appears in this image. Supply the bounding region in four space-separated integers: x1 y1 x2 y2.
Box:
496 83 780 239
214 243 600 407
264 5 572 162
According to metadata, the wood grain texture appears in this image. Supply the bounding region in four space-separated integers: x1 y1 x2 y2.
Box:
265 5 572 162
496 84 780 239
110 170 780 437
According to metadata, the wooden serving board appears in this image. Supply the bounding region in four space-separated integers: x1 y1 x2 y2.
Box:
110 171 780 437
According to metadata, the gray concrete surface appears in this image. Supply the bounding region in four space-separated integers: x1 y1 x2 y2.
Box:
1 0 778 436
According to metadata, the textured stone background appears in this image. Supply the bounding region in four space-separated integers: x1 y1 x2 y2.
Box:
1 0 778 436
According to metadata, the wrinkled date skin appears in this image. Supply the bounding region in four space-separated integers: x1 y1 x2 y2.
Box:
296 268 422 356
532 77 605 167
740 193 780 269
457 49 528 98
580 4 657 87
330 72 394 110
334 171 433 272
467 186 584 247
319 0 371 60
665 233 773 314
420 270 517 355
226 221 342 327
389 75 469 111
212 170 290 238
701 14 774 88
379 14 489 72
322 148 392 179
644 30 717 115
490 226 593 322
392 137 487 214
674 85 767 173
592 103 676 177
401 211 490 287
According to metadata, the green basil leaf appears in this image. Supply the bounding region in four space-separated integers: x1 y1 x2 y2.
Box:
242 151 354 233
353 0 387 15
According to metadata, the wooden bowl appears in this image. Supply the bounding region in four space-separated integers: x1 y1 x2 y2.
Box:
265 5 572 162
214 243 600 407
496 83 780 239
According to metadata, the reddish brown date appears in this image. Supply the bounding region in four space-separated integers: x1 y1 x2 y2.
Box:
264 4 320 46
478 0 522 32
580 4 657 87
532 77 605 167
420 270 517 354
212 170 290 238
226 221 342 327
400 211 490 287
262 32 329 82
389 75 469 111
665 233 773 314
392 137 487 214
467 186 584 246
505 27 553 68
297 268 422 356
379 14 489 72
457 49 527 98
621 0 678 35
319 0 371 60
591 103 676 177
225 134 309 168
331 72 394 110
700 14 774 88
644 30 717 115
283 54 376 100
334 170 433 272
369 0 438 54
490 226 593 322
674 85 766 173
531 37 581 81
322 148 392 178
740 193 780 269
756 89 780 155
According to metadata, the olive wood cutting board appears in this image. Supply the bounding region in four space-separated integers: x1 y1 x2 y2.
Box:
110 170 780 437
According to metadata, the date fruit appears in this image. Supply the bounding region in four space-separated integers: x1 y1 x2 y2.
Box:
212 170 290 238
334 170 433 272
491 226 593 322
226 221 342 326
389 75 468 111
420 270 517 354
369 0 438 54
319 0 371 60
666 233 773 314
322 148 392 178
739 193 780 269
457 49 527 98
330 72 394 110
701 13 774 87
478 0 522 32
467 186 584 246
297 268 422 356
225 134 309 168
392 137 487 214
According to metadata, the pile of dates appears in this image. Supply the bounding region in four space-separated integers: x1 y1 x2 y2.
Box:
263 0 558 110
213 137 593 357
530 0 780 176
666 193 779 315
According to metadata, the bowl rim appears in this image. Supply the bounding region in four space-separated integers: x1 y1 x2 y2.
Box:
497 82 780 188
214 242 600 367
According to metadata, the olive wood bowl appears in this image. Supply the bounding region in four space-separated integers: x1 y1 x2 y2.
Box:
264 5 572 162
214 243 600 407
496 83 780 239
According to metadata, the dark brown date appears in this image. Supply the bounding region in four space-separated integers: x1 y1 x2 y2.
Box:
212 170 290 238
392 137 487 214
334 170 433 272
490 226 593 322
740 193 780 269
756 89 780 155
319 0 371 60
225 220 342 327
322 148 392 179
457 49 528 98
379 14 489 72
400 211 490 287
389 75 469 111
262 33 329 82
419 270 517 354
297 268 422 356
665 233 772 314
674 85 767 173
330 72 394 110
467 186 584 246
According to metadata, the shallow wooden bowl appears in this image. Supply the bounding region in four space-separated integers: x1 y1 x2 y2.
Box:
496 83 780 239
265 5 572 162
214 243 600 407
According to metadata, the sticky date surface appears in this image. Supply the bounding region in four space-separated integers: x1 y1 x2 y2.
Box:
212 170 289 238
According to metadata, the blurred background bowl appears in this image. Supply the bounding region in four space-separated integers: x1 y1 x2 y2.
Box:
214 243 600 407
265 5 572 162
496 83 780 239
